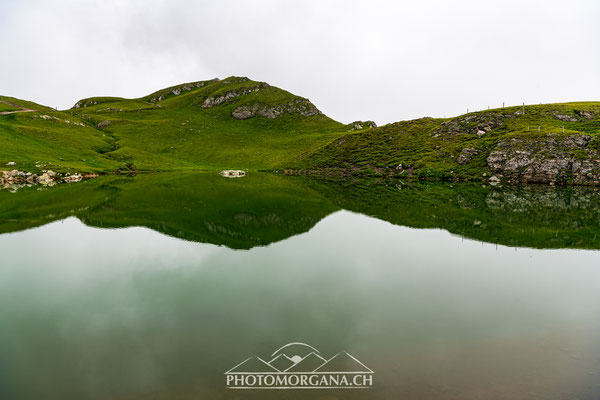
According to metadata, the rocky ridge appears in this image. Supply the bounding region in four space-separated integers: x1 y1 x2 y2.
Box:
348 121 377 131
145 78 220 103
486 134 600 185
202 83 270 108
434 112 517 137
231 98 322 120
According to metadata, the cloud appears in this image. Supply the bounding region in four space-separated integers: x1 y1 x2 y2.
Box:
1 0 599 124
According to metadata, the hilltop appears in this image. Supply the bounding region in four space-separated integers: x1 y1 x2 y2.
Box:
1 78 600 185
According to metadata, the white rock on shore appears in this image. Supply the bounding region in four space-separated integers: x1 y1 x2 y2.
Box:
220 170 246 178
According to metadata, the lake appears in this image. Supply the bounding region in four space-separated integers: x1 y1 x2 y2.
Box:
1 173 599 399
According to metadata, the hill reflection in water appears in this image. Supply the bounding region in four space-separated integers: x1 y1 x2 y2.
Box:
1 172 599 249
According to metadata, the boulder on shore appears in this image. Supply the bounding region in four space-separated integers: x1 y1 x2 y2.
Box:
1 168 98 190
220 170 246 178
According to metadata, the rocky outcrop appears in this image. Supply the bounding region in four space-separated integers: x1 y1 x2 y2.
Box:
231 99 322 120
96 120 111 129
1 169 96 190
575 110 596 120
486 134 600 184
202 83 269 108
147 78 220 102
457 147 481 164
32 115 86 126
552 110 596 122
74 100 98 108
348 121 377 131
434 112 516 137
552 113 578 122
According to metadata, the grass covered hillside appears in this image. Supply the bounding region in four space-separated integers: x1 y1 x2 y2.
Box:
294 102 600 184
1 77 349 174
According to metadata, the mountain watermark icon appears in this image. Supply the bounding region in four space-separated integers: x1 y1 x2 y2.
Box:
225 342 374 389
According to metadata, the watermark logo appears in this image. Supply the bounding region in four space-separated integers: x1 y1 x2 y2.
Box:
225 342 373 389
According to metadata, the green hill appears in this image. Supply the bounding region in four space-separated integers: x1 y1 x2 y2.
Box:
294 102 600 185
67 76 346 172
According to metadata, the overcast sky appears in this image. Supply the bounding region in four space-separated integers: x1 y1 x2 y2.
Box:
1 0 599 125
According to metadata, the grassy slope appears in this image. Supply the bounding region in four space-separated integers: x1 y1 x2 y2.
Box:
68 77 347 171
0 96 123 173
295 102 600 179
0 103 20 113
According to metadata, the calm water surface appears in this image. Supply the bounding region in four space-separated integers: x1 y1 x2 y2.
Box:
1 173 599 399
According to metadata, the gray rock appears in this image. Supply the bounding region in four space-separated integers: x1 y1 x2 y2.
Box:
220 170 246 178
231 99 322 120
202 83 269 108
348 121 378 131
231 108 255 120
487 134 600 184
96 120 111 129
553 112 578 122
148 79 220 102
434 112 514 136
457 148 480 164
575 110 595 120
73 100 98 108
63 174 83 182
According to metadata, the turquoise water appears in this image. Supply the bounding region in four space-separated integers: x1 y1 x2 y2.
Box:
1 174 599 399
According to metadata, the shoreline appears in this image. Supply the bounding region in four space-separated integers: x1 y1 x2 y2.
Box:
4 166 600 192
